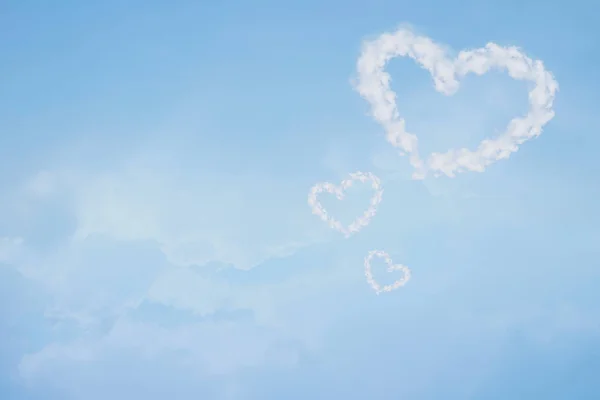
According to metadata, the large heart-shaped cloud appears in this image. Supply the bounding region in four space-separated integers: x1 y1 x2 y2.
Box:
308 171 383 238
364 250 411 294
355 27 559 179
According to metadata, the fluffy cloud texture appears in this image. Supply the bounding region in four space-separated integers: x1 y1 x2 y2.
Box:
355 27 558 178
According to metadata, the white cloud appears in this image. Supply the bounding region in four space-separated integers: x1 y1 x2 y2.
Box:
8 235 167 325
354 26 558 178
0 145 351 392
0 160 338 354
308 171 383 237
364 249 411 294
28 158 326 271
15 247 361 388
145 256 359 344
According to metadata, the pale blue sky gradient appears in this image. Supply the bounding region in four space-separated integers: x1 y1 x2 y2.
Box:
1 1 600 399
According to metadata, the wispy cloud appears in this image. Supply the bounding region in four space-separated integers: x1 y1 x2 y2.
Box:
22 159 326 272
355 26 558 178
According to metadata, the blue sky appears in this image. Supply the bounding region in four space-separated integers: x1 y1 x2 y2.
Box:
1 0 600 399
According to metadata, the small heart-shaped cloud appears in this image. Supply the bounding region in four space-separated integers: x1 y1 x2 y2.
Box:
355 27 559 179
308 172 383 238
364 250 411 294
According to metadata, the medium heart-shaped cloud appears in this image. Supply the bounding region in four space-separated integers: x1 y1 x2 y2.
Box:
308 171 383 238
355 27 559 179
364 250 411 294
